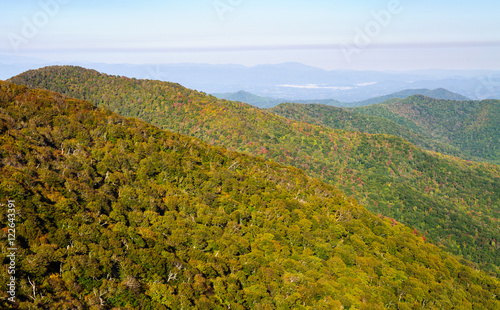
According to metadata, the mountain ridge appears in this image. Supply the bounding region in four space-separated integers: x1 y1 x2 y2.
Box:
212 88 469 108
212 90 284 108
350 88 470 107
352 95 500 164
9 66 500 275
4 61 498 100
269 95 499 165
3 80 500 308
269 101 465 158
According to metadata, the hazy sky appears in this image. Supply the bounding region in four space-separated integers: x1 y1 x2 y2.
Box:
1 0 499 70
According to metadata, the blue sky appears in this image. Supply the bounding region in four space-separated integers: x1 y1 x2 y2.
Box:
1 0 499 70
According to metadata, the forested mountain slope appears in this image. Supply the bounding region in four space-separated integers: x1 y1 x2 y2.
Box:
350 88 469 107
9 66 500 275
3 81 500 308
269 103 464 158
353 96 500 164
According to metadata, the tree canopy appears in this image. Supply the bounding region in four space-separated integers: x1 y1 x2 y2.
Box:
9 66 500 274
1 81 500 308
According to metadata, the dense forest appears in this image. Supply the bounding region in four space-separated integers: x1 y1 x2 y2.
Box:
269 103 464 158
9 66 500 275
352 96 500 165
271 98 499 165
3 81 500 308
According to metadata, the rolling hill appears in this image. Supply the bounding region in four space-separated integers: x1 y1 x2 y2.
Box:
212 88 467 109
350 88 470 107
269 96 500 165
292 88 469 108
211 90 284 108
3 81 500 308
352 96 500 165
269 102 464 159
9 66 500 275
212 90 344 109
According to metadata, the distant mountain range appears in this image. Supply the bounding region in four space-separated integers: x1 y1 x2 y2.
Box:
212 90 284 108
213 88 469 108
350 88 470 107
2 59 499 101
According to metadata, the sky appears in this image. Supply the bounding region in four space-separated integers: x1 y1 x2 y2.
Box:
1 0 500 70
